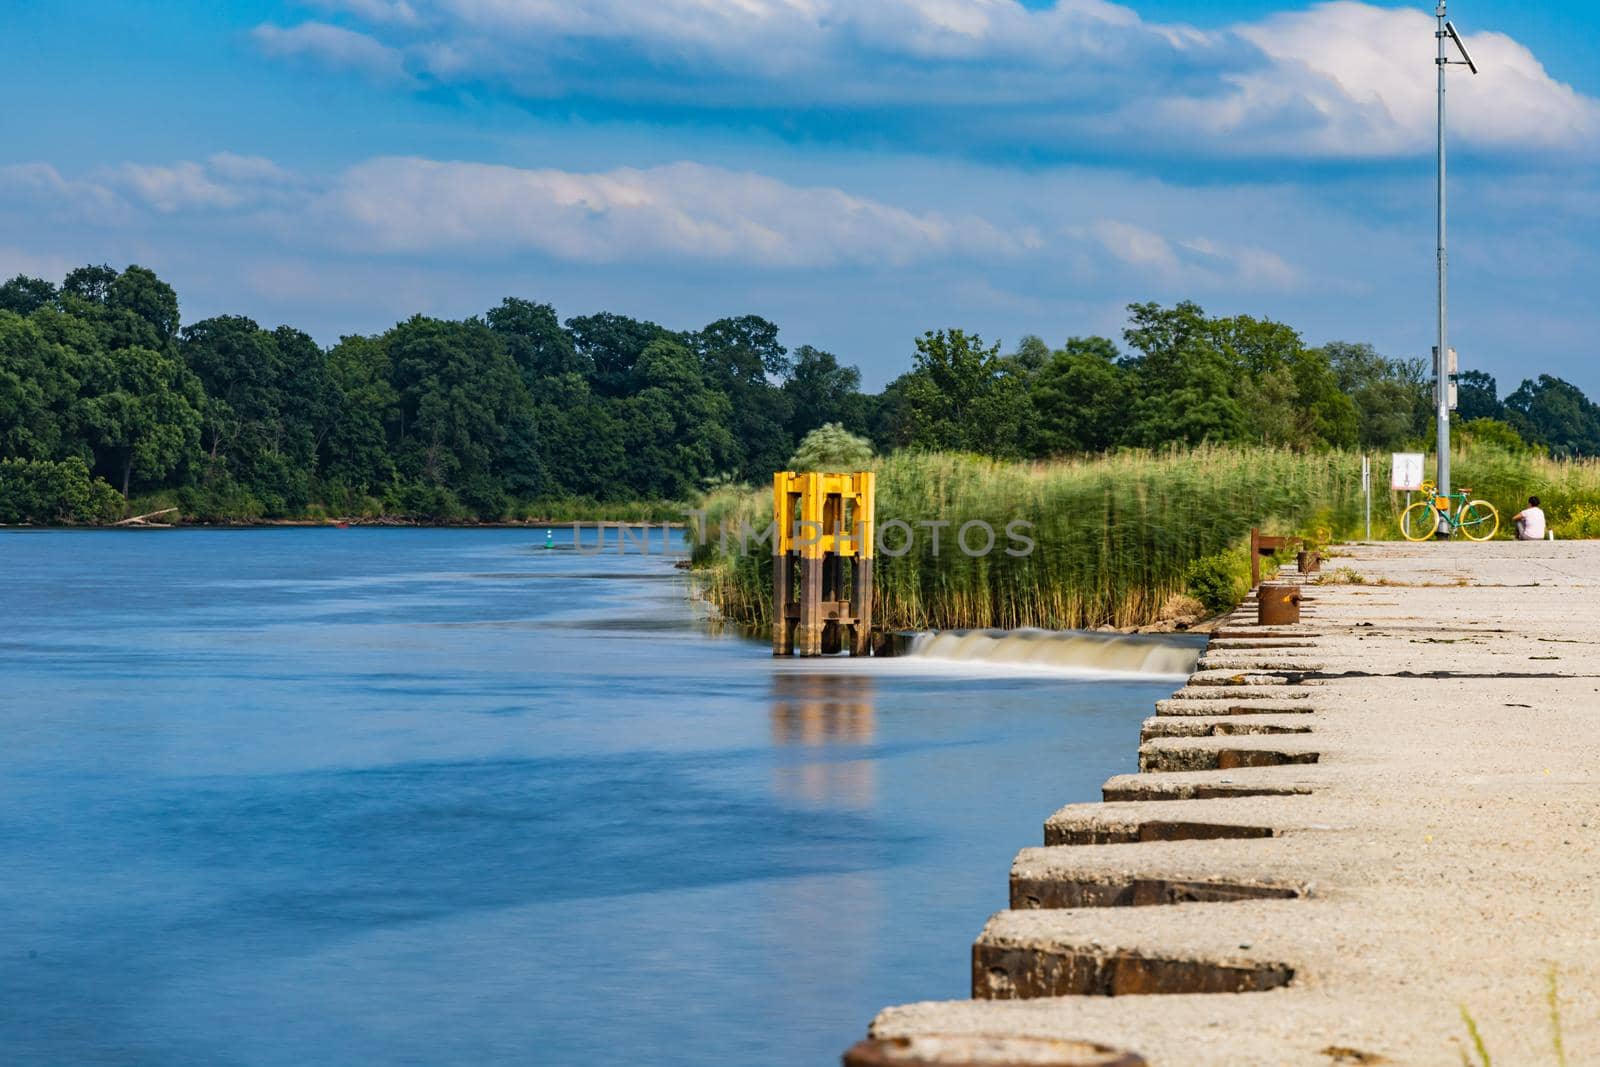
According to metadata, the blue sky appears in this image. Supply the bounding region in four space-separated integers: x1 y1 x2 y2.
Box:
3 1 1598 394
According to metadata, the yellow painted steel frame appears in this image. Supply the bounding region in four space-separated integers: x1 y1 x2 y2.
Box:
772 471 875 656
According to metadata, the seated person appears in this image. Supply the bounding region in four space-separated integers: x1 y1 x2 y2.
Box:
1513 496 1546 540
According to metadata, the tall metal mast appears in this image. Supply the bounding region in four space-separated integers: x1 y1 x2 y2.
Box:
1435 0 1450 496
1434 4 1478 498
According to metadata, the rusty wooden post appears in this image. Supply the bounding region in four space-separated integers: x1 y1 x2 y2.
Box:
1250 526 1261 589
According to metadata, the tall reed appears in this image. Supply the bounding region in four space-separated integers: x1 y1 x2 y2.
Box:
693 443 1600 632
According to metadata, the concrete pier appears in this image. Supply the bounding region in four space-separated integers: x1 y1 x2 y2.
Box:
858 542 1600 1064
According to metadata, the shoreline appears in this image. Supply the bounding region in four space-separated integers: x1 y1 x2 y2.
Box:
853 541 1600 1064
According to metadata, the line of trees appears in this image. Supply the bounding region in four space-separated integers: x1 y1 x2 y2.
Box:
2 264 1597 523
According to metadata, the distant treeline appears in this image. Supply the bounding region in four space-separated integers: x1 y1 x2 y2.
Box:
1 264 1597 524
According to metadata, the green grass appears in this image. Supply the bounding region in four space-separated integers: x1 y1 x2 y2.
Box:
1457 965 1568 1067
693 443 1600 631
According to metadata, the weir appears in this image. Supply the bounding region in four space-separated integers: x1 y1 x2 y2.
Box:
905 630 1200 677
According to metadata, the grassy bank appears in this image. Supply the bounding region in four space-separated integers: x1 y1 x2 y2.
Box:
693 444 1600 632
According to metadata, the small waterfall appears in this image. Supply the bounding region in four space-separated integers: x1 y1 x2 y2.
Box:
905 628 1200 677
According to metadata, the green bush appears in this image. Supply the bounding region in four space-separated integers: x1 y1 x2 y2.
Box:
788 423 873 471
1184 551 1249 613
1554 502 1600 539
0 457 122 524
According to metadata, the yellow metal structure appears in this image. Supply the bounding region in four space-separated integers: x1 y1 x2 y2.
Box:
772 471 875 656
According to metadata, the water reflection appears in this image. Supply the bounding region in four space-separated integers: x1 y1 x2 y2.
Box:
770 673 876 746
770 672 877 810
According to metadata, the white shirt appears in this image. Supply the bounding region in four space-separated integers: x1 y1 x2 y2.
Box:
1517 506 1545 540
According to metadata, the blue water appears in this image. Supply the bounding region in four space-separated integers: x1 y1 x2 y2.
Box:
1 528 1183 1066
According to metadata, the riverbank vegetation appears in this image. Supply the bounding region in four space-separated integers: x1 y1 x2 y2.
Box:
694 438 1600 630
11 262 1600 628
8 263 1600 527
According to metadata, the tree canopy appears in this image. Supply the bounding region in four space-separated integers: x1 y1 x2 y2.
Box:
0 264 1587 522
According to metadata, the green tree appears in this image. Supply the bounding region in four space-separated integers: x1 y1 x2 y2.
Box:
1455 370 1502 422
1008 334 1051 375
178 317 334 512
323 335 398 498
566 312 669 397
695 315 792 480
386 316 543 514
74 345 203 496
0 310 77 460
488 298 585 382
59 265 181 354
784 344 866 439
1505 375 1600 457
0 275 57 315
620 336 734 498
530 373 628 498
895 328 1027 456
1029 336 1127 454
1121 302 1246 446
1322 341 1428 450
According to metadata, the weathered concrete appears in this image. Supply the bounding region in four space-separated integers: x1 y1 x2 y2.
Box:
861 542 1600 1065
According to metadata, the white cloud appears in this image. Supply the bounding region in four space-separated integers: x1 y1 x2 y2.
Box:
0 151 1314 295
207 153 297 184
0 163 130 225
1091 219 1177 271
1224 2 1599 155
112 154 307 213
316 157 1030 266
251 0 1600 160
252 21 411 83
303 0 421 25
118 161 248 212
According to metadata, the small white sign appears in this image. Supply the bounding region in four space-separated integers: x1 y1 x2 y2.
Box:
1391 453 1425 491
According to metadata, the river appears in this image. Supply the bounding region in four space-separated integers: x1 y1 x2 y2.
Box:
1 527 1193 1066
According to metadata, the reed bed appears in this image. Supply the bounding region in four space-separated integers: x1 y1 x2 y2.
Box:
693 443 1600 632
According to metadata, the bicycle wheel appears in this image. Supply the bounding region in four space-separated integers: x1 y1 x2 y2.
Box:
1458 500 1500 541
1400 502 1439 541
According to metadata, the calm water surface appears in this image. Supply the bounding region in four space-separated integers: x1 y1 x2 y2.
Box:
1 528 1186 1066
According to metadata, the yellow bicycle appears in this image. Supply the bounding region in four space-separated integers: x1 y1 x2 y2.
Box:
1400 481 1499 542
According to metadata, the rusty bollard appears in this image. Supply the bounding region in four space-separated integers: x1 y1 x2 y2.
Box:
843 1035 1146 1067
1258 583 1302 626
1297 549 1321 574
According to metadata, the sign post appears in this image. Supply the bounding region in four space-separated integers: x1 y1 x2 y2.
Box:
1362 455 1372 540
1392 452 1425 534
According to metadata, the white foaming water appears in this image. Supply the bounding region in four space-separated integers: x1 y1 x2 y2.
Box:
906 628 1201 678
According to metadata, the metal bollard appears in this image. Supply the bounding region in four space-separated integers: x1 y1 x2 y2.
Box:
1258 583 1302 626
1297 549 1321 574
